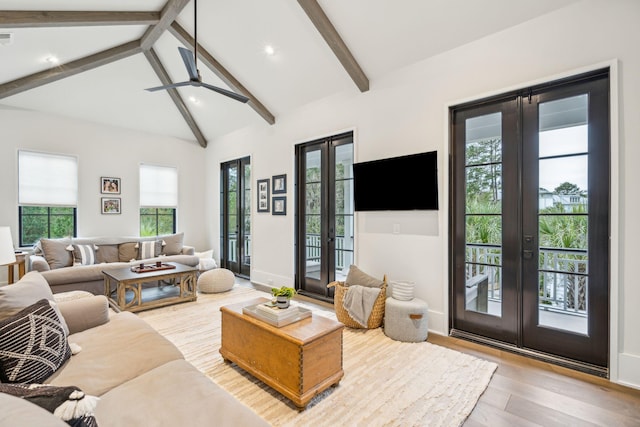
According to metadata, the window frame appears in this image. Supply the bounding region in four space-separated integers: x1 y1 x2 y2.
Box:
140 207 176 237
18 206 77 247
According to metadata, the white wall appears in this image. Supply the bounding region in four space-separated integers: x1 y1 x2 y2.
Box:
0 107 209 266
205 0 640 388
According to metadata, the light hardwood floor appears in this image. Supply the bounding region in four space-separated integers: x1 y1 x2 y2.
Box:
427 334 640 427
246 282 640 426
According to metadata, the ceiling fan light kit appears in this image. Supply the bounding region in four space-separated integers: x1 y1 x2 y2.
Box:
145 0 249 103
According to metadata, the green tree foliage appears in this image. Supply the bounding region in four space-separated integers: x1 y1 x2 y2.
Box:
554 181 582 195
20 206 74 246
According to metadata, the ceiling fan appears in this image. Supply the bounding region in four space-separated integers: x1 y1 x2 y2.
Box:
145 0 249 103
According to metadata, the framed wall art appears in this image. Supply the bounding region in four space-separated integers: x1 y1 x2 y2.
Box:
272 174 286 194
101 197 121 214
272 196 286 215
257 179 270 212
101 177 121 194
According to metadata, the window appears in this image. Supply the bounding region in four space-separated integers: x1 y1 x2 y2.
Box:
18 151 78 247
139 164 177 236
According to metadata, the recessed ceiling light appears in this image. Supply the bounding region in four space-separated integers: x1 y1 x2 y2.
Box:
189 96 200 104
45 56 59 64
264 45 275 56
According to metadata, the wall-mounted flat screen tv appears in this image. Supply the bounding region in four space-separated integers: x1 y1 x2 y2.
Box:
353 151 438 211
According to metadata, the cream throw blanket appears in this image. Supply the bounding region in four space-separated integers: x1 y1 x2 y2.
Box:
342 285 381 327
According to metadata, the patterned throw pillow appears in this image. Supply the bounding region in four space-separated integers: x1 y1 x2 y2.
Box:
0 299 71 384
66 244 98 266
136 240 162 260
0 383 99 427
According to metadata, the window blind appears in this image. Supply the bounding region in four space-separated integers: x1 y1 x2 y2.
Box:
140 164 178 207
18 150 78 206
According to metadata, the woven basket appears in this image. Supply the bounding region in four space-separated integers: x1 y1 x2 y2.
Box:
328 279 387 329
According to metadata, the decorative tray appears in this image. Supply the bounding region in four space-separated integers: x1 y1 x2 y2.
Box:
130 262 176 273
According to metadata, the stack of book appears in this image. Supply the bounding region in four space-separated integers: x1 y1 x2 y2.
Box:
243 301 311 327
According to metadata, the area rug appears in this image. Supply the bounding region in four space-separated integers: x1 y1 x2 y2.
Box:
138 286 497 427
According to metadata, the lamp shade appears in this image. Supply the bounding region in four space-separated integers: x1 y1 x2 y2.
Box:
0 227 16 266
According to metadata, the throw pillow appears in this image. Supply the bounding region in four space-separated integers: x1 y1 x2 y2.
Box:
0 272 69 336
40 239 73 270
136 240 162 260
118 242 138 262
160 232 184 255
66 244 98 266
345 264 385 288
95 244 119 263
0 383 99 427
0 271 55 321
0 299 71 384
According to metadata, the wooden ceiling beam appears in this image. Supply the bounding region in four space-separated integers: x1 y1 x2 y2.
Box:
297 0 369 92
144 48 207 148
0 40 142 99
0 11 159 28
140 0 190 51
169 22 276 125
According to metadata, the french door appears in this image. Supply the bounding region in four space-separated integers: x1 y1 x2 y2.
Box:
450 70 610 373
295 132 354 302
220 157 251 277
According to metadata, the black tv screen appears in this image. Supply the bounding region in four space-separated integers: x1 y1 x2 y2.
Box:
353 151 438 211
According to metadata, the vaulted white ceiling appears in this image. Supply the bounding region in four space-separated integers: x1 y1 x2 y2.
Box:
0 0 578 147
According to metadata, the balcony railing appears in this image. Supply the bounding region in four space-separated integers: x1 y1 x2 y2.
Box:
305 233 350 269
466 244 587 316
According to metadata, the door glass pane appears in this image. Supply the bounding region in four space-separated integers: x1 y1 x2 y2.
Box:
227 165 238 263
537 95 589 334
243 163 251 266
334 144 353 282
465 113 502 316
305 150 322 280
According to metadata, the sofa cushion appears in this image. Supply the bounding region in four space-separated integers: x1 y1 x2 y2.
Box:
0 299 71 384
160 232 184 255
95 244 119 263
67 244 98 266
46 312 184 396
0 393 68 427
95 360 269 427
118 242 137 262
136 240 162 259
40 239 73 270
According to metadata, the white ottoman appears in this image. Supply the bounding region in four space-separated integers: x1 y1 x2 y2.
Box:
197 268 235 293
384 297 429 342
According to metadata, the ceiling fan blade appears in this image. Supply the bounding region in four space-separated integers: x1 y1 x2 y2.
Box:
178 47 199 81
198 82 250 103
145 81 195 92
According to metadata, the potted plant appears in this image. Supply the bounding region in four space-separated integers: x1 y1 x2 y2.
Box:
271 286 296 308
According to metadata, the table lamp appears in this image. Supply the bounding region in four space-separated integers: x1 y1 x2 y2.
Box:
0 226 16 266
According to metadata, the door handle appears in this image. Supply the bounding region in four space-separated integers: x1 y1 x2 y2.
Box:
523 250 533 260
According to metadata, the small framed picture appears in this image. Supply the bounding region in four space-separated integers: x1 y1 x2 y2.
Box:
272 196 286 215
101 197 121 214
101 177 121 194
272 174 286 194
257 179 270 213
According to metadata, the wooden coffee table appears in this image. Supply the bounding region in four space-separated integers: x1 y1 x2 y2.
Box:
220 297 344 408
103 262 197 312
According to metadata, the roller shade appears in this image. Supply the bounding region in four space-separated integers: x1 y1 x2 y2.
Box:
18 150 78 206
140 164 178 207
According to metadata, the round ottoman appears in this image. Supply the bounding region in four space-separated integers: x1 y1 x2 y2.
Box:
197 268 235 293
384 297 429 342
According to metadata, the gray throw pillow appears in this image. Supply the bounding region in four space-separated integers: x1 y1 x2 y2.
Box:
345 264 385 288
0 299 71 384
96 244 119 263
161 232 184 255
0 272 69 336
40 239 73 269
118 242 138 262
